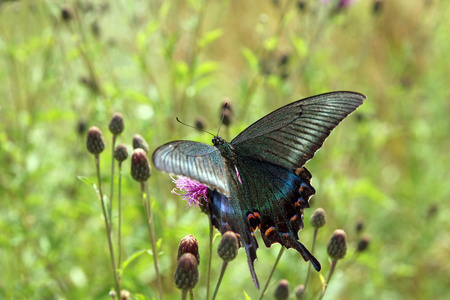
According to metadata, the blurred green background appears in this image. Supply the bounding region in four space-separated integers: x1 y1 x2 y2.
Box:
1 0 449 299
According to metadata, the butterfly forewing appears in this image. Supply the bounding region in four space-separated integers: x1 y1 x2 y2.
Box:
152 141 230 196
231 91 365 169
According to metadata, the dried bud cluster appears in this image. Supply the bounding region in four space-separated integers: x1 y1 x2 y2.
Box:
86 126 105 155
294 284 305 300
217 231 238 262
131 149 151 182
109 113 124 135
327 229 347 260
310 207 326 229
132 134 149 154
174 253 199 291
356 235 370 253
177 235 200 265
274 279 289 300
114 144 128 162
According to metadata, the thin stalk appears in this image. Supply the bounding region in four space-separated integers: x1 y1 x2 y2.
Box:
304 228 319 289
117 161 123 267
318 260 338 300
206 219 213 300
189 289 194 300
143 182 163 300
94 155 121 297
109 135 117 221
181 289 188 300
258 247 285 300
211 261 228 300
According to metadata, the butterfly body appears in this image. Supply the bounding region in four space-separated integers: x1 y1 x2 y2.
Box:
152 91 365 288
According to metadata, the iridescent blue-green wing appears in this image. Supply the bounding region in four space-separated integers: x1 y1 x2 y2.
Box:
231 91 365 168
152 141 230 196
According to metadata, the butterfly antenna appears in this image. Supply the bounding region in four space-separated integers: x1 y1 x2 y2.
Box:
217 103 228 136
176 117 215 137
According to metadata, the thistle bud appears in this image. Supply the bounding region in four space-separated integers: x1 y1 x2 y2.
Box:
195 117 205 131
297 0 306 11
109 113 124 135
120 290 130 300
294 284 305 300
174 253 199 291
327 229 347 260
356 235 370 253
177 235 200 265
373 0 383 15
77 119 87 136
132 134 149 154
114 143 128 162
217 231 238 262
220 100 232 127
355 219 364 234
131 149 151 182
310 207 326 229
86 126 105 155
274 279 289 300
61 6 73 22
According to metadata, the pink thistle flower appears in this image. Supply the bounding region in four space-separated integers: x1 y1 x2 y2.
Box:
171 176 208 208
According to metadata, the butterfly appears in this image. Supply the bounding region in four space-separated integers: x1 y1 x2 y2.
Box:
152 91 365 288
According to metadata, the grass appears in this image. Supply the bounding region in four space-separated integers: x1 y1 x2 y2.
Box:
1 0 450 299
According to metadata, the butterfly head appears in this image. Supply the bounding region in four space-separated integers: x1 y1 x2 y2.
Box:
212 136 225 146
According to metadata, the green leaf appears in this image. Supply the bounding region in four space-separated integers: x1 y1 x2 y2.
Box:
242 47 259 72
77 176 94 187
263 36 278 51
291 35 308 57
133 293 149 300
196 61 219 77
198 28 223 49
121 249 147 271
77 176 101 199
244 291 251 300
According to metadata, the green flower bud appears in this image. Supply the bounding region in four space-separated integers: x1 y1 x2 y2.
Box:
86 126 105 155
174 253 199 291
217 231 238 262
327 229 347 260
310 207 326 229
131 149 151 182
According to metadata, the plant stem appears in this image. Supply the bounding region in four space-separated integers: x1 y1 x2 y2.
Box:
181 289 188 300
258 246 285 300
94 155 121 297
318 260 338 300
304 228 319 291
211 261 228 300
189 289 194 300
206 219 213 300
109 135 116 222
117 161 123 268
143 182 163 300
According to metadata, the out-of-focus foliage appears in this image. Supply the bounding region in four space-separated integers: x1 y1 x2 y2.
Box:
0 0 449 299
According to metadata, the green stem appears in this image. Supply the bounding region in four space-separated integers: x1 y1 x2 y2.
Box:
258 246 285 300
109 135 116 223
117 161 123 268
94 155 120 297
206 219 213 300
303 228 319 293
189 289 194 300
211 261 228 300
318 260 338 300
181 289 188 300
143 182 163 300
